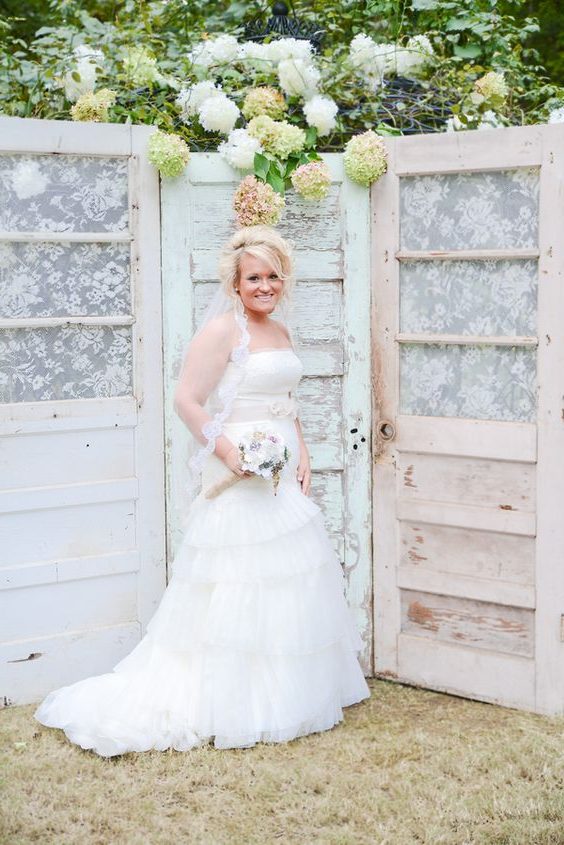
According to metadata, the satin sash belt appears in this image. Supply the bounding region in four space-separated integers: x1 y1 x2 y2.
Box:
225 394 298 423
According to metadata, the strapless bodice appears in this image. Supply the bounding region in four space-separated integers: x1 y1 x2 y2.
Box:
218 347 304 422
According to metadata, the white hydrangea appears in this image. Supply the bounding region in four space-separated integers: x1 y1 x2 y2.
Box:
267 38 313 65
237 40 274 68
217 128 263 170
408 34 434 55
74 44 104 63
198 93 240 134
207 34 240 64
349 34 396 82
477 110 503 130
303 95 338 136
64 44 103 102
548 106 564 123
11 159 49 200
188 41 214 70
278 58 320 98
176 81 222 120
445 114 465 132
350 32 433 81
394 34 434 77
188 34 240 70
349 33 378 69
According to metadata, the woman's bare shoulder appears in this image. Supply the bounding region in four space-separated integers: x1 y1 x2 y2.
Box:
195 311 237 347
271 318 291 344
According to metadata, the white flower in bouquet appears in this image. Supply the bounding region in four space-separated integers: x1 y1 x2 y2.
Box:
267 37 314 65
198 93 240 134
218 128 263 170
278 57 320 98
303 95 338 136
176 81 223 121
11 159 49 200
205 429 291 498
64 44 103 102
239 430 290 492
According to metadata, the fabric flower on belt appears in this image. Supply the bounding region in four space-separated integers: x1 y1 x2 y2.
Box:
269 396 297 417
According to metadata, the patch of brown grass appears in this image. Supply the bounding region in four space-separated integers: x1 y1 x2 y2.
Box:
2 680 564 845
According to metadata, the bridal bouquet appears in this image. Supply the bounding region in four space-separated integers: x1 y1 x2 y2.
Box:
205 429 290 499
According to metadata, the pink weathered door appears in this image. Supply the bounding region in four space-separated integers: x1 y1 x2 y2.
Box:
371 124 564 715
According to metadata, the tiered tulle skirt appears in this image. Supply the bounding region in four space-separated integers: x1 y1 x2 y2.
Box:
34 456 370 756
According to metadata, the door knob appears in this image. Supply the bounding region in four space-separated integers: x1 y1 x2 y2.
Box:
377 419 395 441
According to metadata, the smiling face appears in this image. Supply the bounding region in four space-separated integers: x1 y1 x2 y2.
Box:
236 252 284 320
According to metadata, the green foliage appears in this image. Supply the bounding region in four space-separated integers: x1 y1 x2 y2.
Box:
0 0 563 147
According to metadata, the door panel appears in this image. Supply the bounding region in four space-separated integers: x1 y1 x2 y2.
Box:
162 153 373 670
0 117 166 706
372 125 564 714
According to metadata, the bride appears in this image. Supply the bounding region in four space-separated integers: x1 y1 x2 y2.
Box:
33 225 370 755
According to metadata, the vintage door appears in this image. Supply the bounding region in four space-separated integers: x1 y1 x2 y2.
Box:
372 124 564 714
162 152 373 671
0 117 166 705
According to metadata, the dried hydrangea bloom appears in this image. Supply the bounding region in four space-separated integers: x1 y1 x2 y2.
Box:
242 86 288 121
233 175 285 226
291 161 332 201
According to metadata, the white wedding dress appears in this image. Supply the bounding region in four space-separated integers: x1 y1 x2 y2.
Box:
34 346 370 755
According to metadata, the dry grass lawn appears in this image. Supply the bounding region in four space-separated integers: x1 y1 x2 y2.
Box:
2 679 564 845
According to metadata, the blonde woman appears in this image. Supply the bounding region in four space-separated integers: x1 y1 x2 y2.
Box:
34 225 370 755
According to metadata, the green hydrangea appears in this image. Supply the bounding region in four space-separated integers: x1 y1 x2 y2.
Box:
343 130 387 187
70 89 117 122
123 47 164 87
147 130 191 178
473 71 509 109
291 161 332 200
242 86 288 120
247 115 305 160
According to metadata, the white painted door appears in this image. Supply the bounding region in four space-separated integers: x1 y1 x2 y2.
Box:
0 117 165 706
162 152 373 670
372 124 564 714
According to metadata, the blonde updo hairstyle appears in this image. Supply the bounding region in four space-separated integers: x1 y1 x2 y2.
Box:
217 225 296 306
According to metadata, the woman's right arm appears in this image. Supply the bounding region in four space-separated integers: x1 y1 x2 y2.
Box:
173 319 243 471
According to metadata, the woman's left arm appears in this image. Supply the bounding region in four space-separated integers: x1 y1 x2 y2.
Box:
294 416 311 496
278 322 311 494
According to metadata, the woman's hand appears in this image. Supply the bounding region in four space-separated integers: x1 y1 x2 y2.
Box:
297 445 311 496
223 445 252 478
